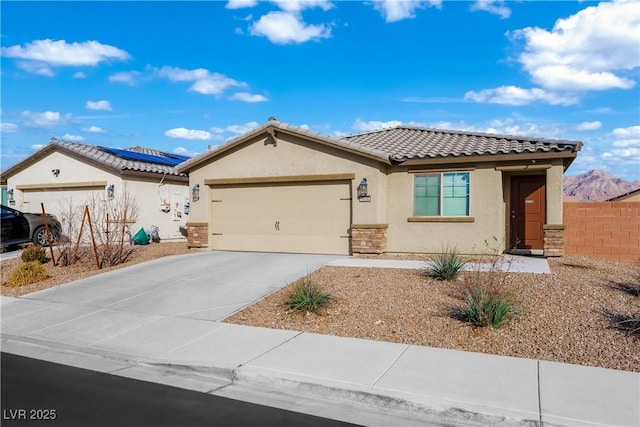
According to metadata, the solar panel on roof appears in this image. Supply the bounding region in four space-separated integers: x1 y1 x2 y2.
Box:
98 146 189 167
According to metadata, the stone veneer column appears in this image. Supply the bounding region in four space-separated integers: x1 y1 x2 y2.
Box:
543 224 565 257
351 224 388 254
186 222 209 248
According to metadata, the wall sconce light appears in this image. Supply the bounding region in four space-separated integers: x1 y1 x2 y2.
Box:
192 184 200 202
7 189 14 203
357 178 371 202
106 184 115 200
51 169 60 177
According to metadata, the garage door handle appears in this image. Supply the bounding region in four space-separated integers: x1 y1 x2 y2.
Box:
275 221 280 231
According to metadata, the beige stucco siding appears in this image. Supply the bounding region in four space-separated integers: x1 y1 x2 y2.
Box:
385 165 506 254
546 160 565 224
188 133 388 229
8 151 119 216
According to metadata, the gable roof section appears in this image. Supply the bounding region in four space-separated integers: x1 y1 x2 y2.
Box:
1 139 188 180
606 187 640 201
176 120 394 173
178 119 582 173
342 126 583 163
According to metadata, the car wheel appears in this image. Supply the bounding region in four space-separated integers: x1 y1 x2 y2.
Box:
33 226 55 246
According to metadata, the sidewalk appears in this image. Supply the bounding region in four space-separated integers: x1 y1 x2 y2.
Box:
0 252 637 426
328 254 551 274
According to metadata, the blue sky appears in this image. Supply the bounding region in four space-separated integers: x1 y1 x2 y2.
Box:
1 0 639 181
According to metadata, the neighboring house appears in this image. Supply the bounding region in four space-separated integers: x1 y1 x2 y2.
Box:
178 119 582 256
606 188 640 202
1 139 190 241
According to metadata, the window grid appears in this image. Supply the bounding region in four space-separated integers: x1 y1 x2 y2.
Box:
414 172 470 217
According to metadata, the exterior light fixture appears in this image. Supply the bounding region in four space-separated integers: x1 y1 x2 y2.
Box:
357 178 371 202
106 184 115 200
7 189 14 203
192 184 200 202
51 169 60 177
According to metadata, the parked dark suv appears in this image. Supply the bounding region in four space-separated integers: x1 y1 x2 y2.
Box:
1 205 61 248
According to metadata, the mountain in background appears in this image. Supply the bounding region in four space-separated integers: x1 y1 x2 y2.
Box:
563 169 640 201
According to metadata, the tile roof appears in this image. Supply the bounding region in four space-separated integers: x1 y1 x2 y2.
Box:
177 119 583 172
2 138 187 178
49 139 187 177
340 126 583 163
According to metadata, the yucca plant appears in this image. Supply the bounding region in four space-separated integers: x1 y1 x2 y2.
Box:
285 280 332 314
425 247 467 281
450 283 519 329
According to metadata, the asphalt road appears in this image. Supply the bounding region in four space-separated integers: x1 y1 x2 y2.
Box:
1 353 361 427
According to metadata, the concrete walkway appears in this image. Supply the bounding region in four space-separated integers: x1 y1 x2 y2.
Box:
1 251 636 426
328 254 551 274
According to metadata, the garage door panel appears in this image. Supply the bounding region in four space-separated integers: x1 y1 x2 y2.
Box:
211 181 351 255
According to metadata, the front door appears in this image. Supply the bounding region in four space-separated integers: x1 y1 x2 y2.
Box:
510 176 546 250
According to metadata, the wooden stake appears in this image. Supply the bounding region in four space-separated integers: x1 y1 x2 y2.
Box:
40 203 56 266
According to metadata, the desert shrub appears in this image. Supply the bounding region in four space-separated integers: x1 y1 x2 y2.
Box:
20 245 48 263
603 308 640 335
425 247 467 281
7 261 48 287
285 280 332 314
449 283 519 329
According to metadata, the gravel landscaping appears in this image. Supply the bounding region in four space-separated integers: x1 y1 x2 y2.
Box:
2 244 637 372
227 255 639 373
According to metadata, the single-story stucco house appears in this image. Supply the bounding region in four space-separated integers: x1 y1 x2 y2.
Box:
178 118 582 256
1 139 190 241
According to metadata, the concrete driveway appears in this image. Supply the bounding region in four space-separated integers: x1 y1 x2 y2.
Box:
16 251 342 321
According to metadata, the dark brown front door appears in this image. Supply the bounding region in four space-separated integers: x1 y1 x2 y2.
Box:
510 176 546 250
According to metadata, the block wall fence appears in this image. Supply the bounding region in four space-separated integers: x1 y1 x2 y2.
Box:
563 202 640 264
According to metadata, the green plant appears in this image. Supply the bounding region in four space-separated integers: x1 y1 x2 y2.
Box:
20 245 48 263
7 261 48 287
285 280 332 314
425 247 467 281
449 283 519 328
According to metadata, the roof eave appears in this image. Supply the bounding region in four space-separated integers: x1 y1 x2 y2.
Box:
396 150 579 166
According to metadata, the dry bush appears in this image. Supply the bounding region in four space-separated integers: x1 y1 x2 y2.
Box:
7 261 48 287
54 190 140 268
20 245 48 263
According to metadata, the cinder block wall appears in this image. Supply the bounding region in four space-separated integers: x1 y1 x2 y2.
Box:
563 202 640 263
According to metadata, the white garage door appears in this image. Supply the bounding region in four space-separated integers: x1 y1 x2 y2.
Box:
210 181 351 255
21 186 105 217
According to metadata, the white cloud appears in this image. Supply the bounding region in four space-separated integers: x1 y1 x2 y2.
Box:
352 119 402 132
229 92 268 102
31 144 45 150
464 86 579 106
470 0 511 19
16 61 54 76
371 0 441 23
84 125 106 133
529 65 635 91
21 110 67 127
61 134 85 142
1 39 130 75
271 0 333 12
226 121 260 134
164 128 213 140
86 100 112 111
226 0 257 8
250 11 331 44
155 66 247 95
73 71 86 79
109 71 141 86
575 121 602 131
512 0 639 92
1 123 18 132
610 125 640 139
